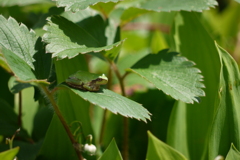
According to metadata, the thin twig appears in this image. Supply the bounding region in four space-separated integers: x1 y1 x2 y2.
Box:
41 85 83 160
110 61 129 160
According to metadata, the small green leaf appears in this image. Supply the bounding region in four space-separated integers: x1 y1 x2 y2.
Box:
129 49 205 104
99 139 123 160
0 147 19 160
1 47 36 82
43 15 123 60
62 85 151 122
138 0 218 12
54 0 120 12
147 131 187 160
226 144 240 160
91 2 117 16
8 76 33 94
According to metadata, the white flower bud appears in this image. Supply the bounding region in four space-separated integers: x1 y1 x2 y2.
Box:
214 155 224 160
83 144 97 156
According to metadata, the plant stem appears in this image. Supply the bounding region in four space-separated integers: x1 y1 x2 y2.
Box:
110 62 129 160
41 85 83 160
18 91 22 127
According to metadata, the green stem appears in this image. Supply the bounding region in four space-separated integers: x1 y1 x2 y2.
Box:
110 62 129 160
41 85 83 160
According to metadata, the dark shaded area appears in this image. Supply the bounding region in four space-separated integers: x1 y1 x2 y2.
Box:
0 67 14 107
131 49 179 69
129 90 175 160
33 37 52 80
216 0 230 12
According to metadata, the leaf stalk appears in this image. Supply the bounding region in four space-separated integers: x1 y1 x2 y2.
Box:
41 85 83 160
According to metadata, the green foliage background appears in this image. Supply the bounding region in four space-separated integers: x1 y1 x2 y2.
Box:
0 0 240 160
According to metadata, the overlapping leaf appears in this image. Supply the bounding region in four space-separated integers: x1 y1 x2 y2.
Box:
54 0 120 12
129 49 205 104
208 44 240 159
0 147 19 160
0 16 49 83
167 12 222 160
226 144 240 160
62 85 151 122
43 15 123 60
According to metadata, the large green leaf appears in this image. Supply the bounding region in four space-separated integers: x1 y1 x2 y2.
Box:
54 0 119 12
99 139 123 160
38 115 78 160
0 16 49 83
129 49 205 104
146 131 187 160
43 15 123 60
167 11 221 159
226 144 240 160
0 147 19 160
138 0 218 12
208 44 240 159
62 85 151 122
0 15 36 70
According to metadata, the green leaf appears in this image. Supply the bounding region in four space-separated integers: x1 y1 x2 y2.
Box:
0 53 11 73
62 85 151 122
0 16 48 83
1 47 36 82
0 147 19 160
138 0 218 12
0 15 36 70
120 7 150 26
43 15 123 60
167 11 221 159
91 2 117 17
8 76 33 94
226 144 240 160
146 131 187 160
11 140 43 160
129 49 205 104
38 115 79 160
54 0 119 12
99 139 123 160
208 44 240 159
